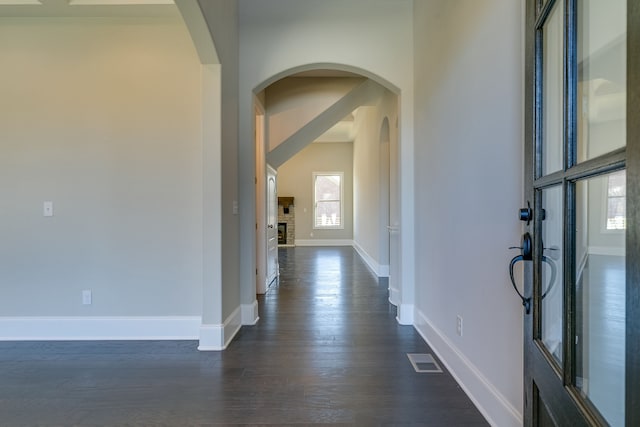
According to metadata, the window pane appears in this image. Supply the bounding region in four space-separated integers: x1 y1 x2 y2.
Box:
315 201 341 226
541 186 563 365
542 1 564 175
314 173 343 229
577 0 626 162
576 173 625 427
315 175 341 201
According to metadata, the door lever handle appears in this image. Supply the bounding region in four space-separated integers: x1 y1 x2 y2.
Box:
509 254 532 314
508 232 558 315
508 232 532 314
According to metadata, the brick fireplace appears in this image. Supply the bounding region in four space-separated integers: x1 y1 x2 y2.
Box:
277 197 295 246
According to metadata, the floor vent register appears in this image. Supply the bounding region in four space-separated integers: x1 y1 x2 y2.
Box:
407 353 443 373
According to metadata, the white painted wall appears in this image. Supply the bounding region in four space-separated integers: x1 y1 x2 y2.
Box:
238 0 414 317
352 91 398 279
413 1 524 426
0 17 203 320
277 143 354 243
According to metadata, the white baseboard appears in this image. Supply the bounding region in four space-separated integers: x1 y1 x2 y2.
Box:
198 324 223 351
241 301 259 325
352 240 389 277
414 309 522 427
295 239 354 247
389 285 400 306
0 316 200 341
379 264 390 277
396 303 414 325
198 306 242 351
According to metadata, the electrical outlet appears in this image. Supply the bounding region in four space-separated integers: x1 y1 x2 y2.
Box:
82 290 92 305
456 315 463 337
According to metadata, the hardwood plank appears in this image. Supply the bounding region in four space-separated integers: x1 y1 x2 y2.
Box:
0 247 488 426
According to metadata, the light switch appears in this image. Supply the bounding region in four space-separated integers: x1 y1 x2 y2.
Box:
43 201 53 217
232 200 239 215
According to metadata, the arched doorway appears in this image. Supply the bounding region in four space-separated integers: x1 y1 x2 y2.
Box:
252 66 401 319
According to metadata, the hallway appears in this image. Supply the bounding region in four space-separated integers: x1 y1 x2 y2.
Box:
0 247 488 426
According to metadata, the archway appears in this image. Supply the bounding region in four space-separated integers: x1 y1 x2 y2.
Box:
251 65 401 319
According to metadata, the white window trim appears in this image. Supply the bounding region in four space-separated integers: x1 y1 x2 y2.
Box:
313 171 344 230
601 170 626 234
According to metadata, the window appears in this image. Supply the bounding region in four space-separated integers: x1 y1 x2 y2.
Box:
606 170 626 230
313 172 343 229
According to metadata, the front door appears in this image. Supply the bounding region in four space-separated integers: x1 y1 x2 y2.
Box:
266 164 279 287
523 0 638 425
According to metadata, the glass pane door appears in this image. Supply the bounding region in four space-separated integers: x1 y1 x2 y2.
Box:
523 0 638 425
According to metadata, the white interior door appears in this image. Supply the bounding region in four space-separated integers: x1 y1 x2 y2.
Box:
255 108 267 294
266 164 278 287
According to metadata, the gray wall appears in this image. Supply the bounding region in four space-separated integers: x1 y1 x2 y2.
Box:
0 15 203 317
413 1 524 425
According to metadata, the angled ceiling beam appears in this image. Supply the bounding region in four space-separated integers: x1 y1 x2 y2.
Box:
175 0 219 65
266 79 384 169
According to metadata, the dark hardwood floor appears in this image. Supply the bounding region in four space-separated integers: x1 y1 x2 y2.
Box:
0 246 488 426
